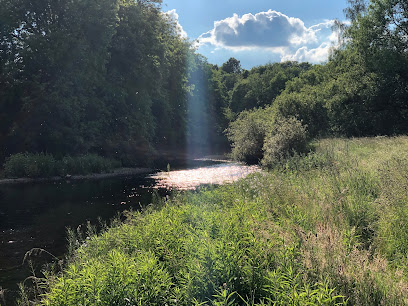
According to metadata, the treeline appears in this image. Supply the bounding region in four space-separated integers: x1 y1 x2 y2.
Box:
0 0 223 167
1 0 407 172
224 0 408 165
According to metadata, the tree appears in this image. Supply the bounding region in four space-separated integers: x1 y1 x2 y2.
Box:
344 0 368 21
344 0 408 134
0 0 194 165
221 57 242 74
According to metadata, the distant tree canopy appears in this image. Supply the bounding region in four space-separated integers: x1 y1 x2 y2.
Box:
221 58 242 74
208 60 312 132
226 0 408 163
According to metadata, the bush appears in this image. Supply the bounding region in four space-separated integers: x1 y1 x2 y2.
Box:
3 153 28 178
3 153 121 178
272 86 329 137
4 153 57 178
226 107 274 164
61 154 120 175
261 117 308 168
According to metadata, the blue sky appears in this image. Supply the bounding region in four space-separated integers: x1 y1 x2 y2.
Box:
162 0 348 69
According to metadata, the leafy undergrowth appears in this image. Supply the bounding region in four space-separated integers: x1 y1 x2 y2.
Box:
21 136 408 305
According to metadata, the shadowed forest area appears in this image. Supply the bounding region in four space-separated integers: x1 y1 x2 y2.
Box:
1 0 408 304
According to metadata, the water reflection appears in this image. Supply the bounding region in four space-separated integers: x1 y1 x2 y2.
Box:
150 162 260 190
0 175 161 304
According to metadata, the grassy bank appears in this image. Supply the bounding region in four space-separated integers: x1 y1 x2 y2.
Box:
21 137 408 305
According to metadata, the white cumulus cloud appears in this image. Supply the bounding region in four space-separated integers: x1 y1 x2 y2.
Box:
198 10 316 50
197 11 341 63
282 20 338 63
281 42 332 63
165 9 188 38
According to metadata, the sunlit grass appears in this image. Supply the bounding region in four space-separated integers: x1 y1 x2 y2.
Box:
21 136 408 305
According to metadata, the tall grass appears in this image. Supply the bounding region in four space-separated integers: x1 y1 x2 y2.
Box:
21 136 408 305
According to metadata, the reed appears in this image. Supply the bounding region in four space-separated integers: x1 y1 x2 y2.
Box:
3 153 120 178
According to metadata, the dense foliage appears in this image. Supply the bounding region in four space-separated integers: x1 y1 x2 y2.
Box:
0 0 226 166
226 108 308 166
21 137 408 305
3 153 120 178
226 107 274 164
261 117 308 168
225 0 408 163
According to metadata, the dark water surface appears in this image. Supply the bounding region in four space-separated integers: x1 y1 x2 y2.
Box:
0 173 165 304
0 160 259 304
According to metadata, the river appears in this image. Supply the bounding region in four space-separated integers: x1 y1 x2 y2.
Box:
0 159 260 305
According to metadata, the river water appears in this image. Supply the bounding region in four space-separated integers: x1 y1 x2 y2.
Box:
0 159 259 304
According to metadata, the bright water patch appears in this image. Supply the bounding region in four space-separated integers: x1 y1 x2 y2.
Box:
150 162 260 190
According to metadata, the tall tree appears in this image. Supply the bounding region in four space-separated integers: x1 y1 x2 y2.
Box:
0 0 194 164
344 0 408 134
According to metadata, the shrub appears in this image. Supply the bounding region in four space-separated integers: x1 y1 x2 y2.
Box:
226 107 274 164
3 153 121 178
272 87 329 137
61 154 119 175
261 117 308 168
4 153 56 178
3 153 28 178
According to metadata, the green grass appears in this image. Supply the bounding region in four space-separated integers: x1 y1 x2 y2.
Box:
20 136 408 305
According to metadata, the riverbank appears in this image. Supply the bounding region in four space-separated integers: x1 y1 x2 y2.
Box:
20 137 408 305
0 158 254 305
0 151 230 185
0 167 153 185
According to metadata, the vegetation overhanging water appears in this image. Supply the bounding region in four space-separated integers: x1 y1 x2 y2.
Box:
0 159 259 304
17 137 408 305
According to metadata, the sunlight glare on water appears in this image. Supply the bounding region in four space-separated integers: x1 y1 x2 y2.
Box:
150 162 261 190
